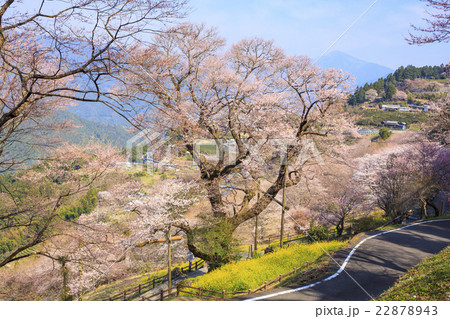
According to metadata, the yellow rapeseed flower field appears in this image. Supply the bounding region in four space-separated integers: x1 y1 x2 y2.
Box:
185 240 345 293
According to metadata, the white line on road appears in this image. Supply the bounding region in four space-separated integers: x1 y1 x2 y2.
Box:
245 219 450 301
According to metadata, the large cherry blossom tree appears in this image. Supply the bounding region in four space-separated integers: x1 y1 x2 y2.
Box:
122 24 352 268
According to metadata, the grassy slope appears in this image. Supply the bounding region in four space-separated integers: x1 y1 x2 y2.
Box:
377 246 450 301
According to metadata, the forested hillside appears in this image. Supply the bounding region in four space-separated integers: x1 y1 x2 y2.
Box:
349 64 449 105
0 111 132 171
68 102 131 126
54 111 132 147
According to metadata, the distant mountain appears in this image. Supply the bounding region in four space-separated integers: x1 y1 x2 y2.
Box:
70 52 392 117
317 51 393 87
68 102 130 126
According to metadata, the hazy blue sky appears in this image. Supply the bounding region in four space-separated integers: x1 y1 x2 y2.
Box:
185 0 449 69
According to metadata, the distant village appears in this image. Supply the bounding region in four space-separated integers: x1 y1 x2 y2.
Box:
379 103 431 130
380 104 430 112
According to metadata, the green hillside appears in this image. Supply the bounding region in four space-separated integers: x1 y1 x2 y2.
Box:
348 64 448 105
54 110 132 146
353 109 431 128
0 111 132 171
68 102 130 126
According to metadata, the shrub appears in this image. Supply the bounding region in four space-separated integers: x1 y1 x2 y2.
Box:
58 188 99 221
307 220 331 242
193 219 240 270
133 171 146 178
0 239 15 255
379 127 392 140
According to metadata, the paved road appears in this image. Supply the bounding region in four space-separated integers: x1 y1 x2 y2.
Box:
239 219 450 301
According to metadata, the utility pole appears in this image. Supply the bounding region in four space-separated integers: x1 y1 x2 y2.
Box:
167 225 172 293
254 214 259 252
280 171 287 248
78 241 83 300
255 193 260 252
135 230 181 296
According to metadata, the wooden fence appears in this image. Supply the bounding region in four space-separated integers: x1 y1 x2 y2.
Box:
262 232 309 246
108 259 205 301
141 260 316 301
246 233 309 257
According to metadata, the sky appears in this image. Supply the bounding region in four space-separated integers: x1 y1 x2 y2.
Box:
185 0 449 69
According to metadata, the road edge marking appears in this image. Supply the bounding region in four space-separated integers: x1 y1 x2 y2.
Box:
245 218 450 301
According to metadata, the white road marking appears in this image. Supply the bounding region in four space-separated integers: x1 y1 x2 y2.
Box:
245 219 450 301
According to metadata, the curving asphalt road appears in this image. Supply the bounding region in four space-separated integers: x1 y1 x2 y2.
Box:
239 219 450 301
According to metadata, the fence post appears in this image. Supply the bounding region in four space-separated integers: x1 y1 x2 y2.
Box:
307 262 310 270
199 287 203 298
248 289 251 295
293 267 296 275
264 281 267 291
123 290 126 301
222 290 226 301
160 289 164 301
189 261 192 272
176 285 180 297
195 260 198 270
153 277 156 288
279 274 282 283
138 284 141 295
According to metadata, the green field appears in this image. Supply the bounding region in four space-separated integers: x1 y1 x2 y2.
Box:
352 109 432 127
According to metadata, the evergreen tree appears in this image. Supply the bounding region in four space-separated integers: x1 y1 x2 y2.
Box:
385 82 397 100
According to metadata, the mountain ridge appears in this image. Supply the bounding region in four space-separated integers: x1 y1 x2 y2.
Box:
68 51 393 124
317 51 394 86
